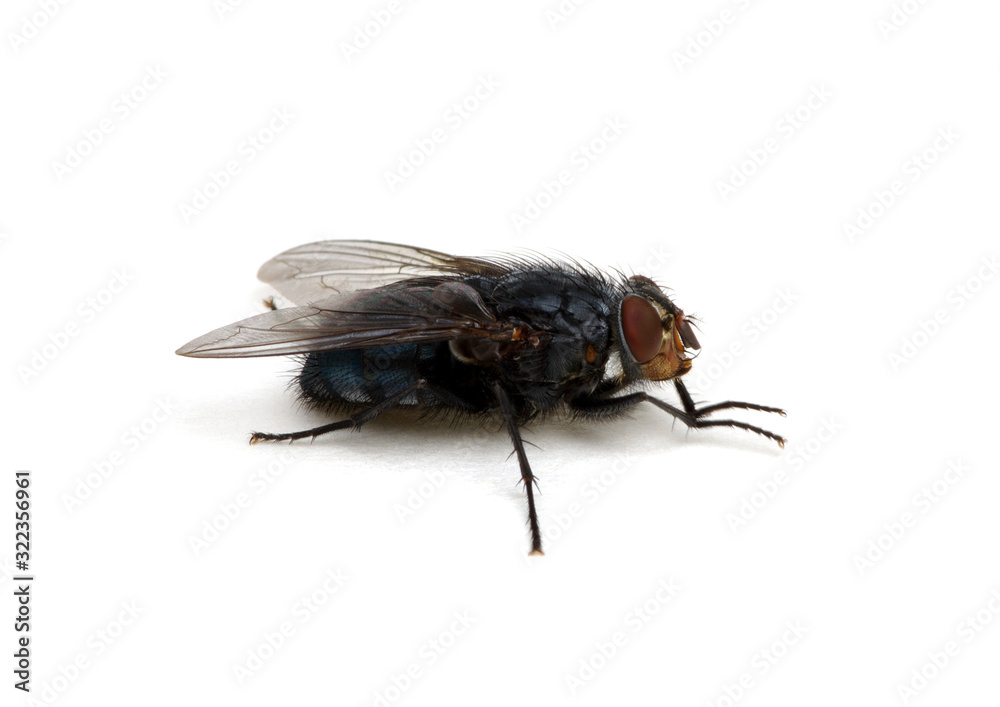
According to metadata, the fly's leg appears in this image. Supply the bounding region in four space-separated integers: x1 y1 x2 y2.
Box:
250 419 354 444
571 388 786 448
262 296 278 311
673 379 785 419
250 381 425 444
494 383 544 556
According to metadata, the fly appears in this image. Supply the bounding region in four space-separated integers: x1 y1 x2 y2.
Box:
177 241 785 555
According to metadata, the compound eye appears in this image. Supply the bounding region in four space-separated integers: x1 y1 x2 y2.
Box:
621 295 663 363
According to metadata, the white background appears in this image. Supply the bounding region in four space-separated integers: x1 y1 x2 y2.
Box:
3 1 999 705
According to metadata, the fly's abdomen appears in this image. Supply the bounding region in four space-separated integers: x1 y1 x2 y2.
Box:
298 344 436 409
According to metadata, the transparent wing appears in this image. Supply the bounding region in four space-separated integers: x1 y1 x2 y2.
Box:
176 280 512 358
257 240 506 305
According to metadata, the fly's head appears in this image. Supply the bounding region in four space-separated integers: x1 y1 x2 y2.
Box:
617 275 701 382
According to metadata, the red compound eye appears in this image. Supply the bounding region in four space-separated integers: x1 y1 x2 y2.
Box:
620 295 663 363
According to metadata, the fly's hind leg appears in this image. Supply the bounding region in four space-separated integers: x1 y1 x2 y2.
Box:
250 419 354 444
250 381 426 444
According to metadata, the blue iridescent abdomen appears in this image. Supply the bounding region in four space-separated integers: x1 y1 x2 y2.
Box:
298 344 439 409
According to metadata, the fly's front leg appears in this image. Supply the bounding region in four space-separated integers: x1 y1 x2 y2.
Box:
673 379 785 419
493 383 544 556
571 387 786 447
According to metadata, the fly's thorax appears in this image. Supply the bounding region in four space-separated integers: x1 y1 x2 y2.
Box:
480 266 617 387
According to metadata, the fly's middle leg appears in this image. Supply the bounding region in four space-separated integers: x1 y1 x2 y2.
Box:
494 383 544 556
